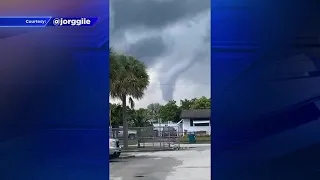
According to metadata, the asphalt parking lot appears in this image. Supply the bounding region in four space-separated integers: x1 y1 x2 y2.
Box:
110 145 210 180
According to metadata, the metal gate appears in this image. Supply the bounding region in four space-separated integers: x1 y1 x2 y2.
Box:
110 125 182 150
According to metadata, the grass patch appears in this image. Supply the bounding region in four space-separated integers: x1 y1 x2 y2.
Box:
180 135 211 144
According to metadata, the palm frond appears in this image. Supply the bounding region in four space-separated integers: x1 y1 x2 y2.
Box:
110 53 150 100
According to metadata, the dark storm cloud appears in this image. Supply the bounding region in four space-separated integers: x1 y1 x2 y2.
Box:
110 0 211 104
126 36 167 67
110 0 210 32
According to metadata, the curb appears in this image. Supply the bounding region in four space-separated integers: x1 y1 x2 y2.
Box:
180 146 196 149
118 155 135 159
122 149 175 153
109 155 135 160
121 146 197 153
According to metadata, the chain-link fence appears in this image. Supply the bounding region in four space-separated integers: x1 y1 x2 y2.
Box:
110 125 183 149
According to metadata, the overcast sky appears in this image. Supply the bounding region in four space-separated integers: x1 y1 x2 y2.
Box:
109 0 211 108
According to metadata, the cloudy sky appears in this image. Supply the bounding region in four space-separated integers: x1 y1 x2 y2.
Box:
110 0 211 108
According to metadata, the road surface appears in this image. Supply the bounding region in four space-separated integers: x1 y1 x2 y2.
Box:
110 145 210 180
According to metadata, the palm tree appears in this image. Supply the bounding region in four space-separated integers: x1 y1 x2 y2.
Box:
109 48 119 84
110 53 150 149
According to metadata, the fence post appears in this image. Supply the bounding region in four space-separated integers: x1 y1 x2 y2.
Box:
178 126 181 148
160 126 162 148
152 136 155 147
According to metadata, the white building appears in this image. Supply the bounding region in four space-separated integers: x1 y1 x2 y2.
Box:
179 109 211 135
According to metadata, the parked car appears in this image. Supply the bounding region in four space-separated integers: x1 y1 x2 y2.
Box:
162 126 177 137
116 130 137 139
113 127 138 139
109 138 121 159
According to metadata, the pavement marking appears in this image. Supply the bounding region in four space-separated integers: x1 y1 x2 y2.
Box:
110 176 123 180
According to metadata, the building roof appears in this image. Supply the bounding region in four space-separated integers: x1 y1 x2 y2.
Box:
180 109 211 119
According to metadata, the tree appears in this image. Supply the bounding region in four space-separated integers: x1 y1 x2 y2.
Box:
180 98 197 110
190 96 211 109
131 108 151 148
109 48 118 85
159 100 181 122
131 108 150 127
147 103 161 121
110 103 122 127
110 53 150 149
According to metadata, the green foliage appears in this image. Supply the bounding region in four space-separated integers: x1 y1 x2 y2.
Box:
180 98 197 110
109 49 150 149
190 96 211 109
109 54 150 100
109 48 120 87
110 103 122 127
159 100 181 122
110 103 135 127
110 96 211 127
131 108 151 127
147 103 161 120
